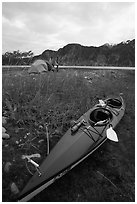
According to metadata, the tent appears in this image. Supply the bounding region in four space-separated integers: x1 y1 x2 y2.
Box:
28 59 48 74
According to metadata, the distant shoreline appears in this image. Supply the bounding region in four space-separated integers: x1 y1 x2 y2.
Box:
2 65 135 71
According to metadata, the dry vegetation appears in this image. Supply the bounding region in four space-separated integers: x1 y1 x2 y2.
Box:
2 68 135 201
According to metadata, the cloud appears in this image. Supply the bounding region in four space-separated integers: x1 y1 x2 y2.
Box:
2 2 135 55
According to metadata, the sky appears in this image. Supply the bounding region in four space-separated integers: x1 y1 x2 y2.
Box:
2 2 135 55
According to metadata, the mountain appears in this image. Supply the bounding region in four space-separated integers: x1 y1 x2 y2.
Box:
2 39 135 67
39 39 135 67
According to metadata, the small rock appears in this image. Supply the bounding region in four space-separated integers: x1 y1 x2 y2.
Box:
15 141 19 145
39 125 43 129
3 110 8 116
10 182 20 194
24 135 27 139
2 126 10 139
2 117 7 125
2 127 6 133
2 133 10 139
4 162 12 173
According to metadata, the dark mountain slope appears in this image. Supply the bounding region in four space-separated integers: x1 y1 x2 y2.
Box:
2 39 135 67
41 39 135 67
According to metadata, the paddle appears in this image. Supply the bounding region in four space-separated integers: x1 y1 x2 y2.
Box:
106 125 118 142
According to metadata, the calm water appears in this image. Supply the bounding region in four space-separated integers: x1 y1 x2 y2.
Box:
2 65 135 72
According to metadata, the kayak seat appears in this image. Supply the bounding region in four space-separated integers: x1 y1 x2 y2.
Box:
107 98 122 108
89 108 113 125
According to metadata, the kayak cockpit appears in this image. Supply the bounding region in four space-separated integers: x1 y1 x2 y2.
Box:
106 98 122 108
89 108 113 126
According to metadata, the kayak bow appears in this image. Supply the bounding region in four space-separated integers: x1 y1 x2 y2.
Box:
18 95 125 202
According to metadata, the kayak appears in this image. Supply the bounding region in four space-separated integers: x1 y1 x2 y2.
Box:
18 95 125 202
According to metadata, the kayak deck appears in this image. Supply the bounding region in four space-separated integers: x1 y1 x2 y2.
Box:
18 96 125 201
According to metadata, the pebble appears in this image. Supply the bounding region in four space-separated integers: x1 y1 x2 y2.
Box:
39 125 43 129
2 117 7 125
4 162 12 173
24 135 27 139
2 133 10 139
10 182 20 194
2 127 6 133
2 127 10 139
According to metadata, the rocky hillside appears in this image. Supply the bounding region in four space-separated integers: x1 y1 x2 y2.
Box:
39 39 135 67
2 39 135 67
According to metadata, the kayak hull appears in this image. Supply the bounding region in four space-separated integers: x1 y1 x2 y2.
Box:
18 96 125 201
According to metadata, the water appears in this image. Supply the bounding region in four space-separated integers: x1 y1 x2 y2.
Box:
2 65 135 71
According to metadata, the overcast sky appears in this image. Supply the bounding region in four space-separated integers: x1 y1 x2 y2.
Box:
2 2 135 55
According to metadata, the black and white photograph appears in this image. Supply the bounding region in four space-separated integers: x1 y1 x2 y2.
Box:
2 1 135 202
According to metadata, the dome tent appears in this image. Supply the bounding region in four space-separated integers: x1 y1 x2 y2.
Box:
28 59 48 74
